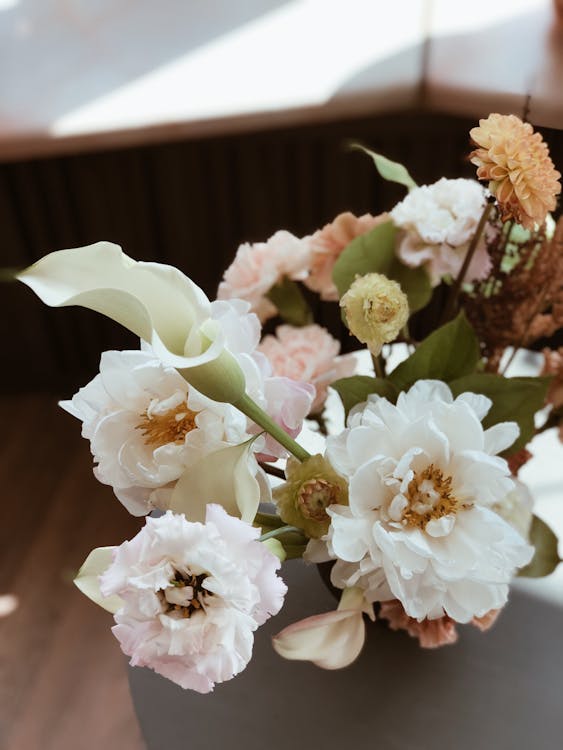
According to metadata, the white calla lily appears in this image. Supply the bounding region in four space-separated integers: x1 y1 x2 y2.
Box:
17 242 246 403
168 438 268 523
74 546 123 614
272 587 373 669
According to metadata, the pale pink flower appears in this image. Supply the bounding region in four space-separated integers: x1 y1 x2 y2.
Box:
254 375 315 461
259 324 356 413
304 212 387 301
218 231 312 322
101 507 286 693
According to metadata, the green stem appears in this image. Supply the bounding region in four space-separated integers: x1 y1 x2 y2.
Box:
260 525 301 542
258 462 285 479
371 353 385 379
441 201 494 324
234 393 311 462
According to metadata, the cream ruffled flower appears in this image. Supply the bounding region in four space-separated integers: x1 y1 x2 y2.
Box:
339 273 409 355
217 230 311 322
323 381 534 623
100 507 287 693
304 212 388 301
390 178 493 286
258 324 356 413
470 114 561 230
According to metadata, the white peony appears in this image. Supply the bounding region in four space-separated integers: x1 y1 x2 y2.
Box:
62 349 248 515
390 178 493 285
323 380 534 623
100 507 287 692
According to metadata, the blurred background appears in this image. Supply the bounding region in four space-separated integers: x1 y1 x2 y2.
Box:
0 1 562 748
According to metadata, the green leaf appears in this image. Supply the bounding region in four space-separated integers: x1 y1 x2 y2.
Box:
332 220 432 313
389 312 480 391
350 144 417 191
449 374 550 454
331 375 398 418
266 277 312 326
519 515 560 578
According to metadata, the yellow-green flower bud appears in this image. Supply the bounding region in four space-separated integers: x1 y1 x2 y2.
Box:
340 272 409 355
273 454 348 538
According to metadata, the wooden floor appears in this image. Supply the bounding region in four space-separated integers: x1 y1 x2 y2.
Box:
0 395 145 750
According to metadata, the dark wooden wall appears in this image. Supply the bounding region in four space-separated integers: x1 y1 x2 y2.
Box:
1 111 561 394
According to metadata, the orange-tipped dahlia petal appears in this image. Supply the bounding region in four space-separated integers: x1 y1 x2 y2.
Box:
470 113 561 229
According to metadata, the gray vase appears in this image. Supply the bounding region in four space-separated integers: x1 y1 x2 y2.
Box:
129 558 563 750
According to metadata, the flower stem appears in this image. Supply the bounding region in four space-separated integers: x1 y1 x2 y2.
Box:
234 393 311 462
441 201 494 324
259 462 286 479
259 525 301 542
371 353 385 379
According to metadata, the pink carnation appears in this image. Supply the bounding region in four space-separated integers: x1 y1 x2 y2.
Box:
218 231 311 322
379 600 501 648
258 324 356 413
100 507 286 693
304 212 388 301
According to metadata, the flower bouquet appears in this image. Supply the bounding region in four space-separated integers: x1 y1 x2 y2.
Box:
16 114 563 692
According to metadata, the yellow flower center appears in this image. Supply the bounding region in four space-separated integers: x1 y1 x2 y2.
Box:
402 464 459 530
137 402 199 447
297 478 342 522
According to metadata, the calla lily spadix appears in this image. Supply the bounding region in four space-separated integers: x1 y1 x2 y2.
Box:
17 242 311 461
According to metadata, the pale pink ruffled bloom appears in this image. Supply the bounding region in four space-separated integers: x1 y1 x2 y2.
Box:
304 212 388 301
380 600 501 648
259 324 357 413
218 230 312 322
101 507 286 693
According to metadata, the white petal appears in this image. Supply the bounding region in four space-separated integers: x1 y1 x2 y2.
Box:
272 588 368 669
169 439 262 523
456 391 492 420
483 422 520 455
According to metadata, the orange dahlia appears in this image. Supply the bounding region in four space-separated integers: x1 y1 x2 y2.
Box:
469 113 561 230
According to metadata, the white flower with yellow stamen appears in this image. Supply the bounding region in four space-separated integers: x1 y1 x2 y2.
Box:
62 349 248 516
323 380 534 623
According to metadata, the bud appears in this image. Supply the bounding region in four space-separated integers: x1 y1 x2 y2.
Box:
339 272 409 355
273 454 348 538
